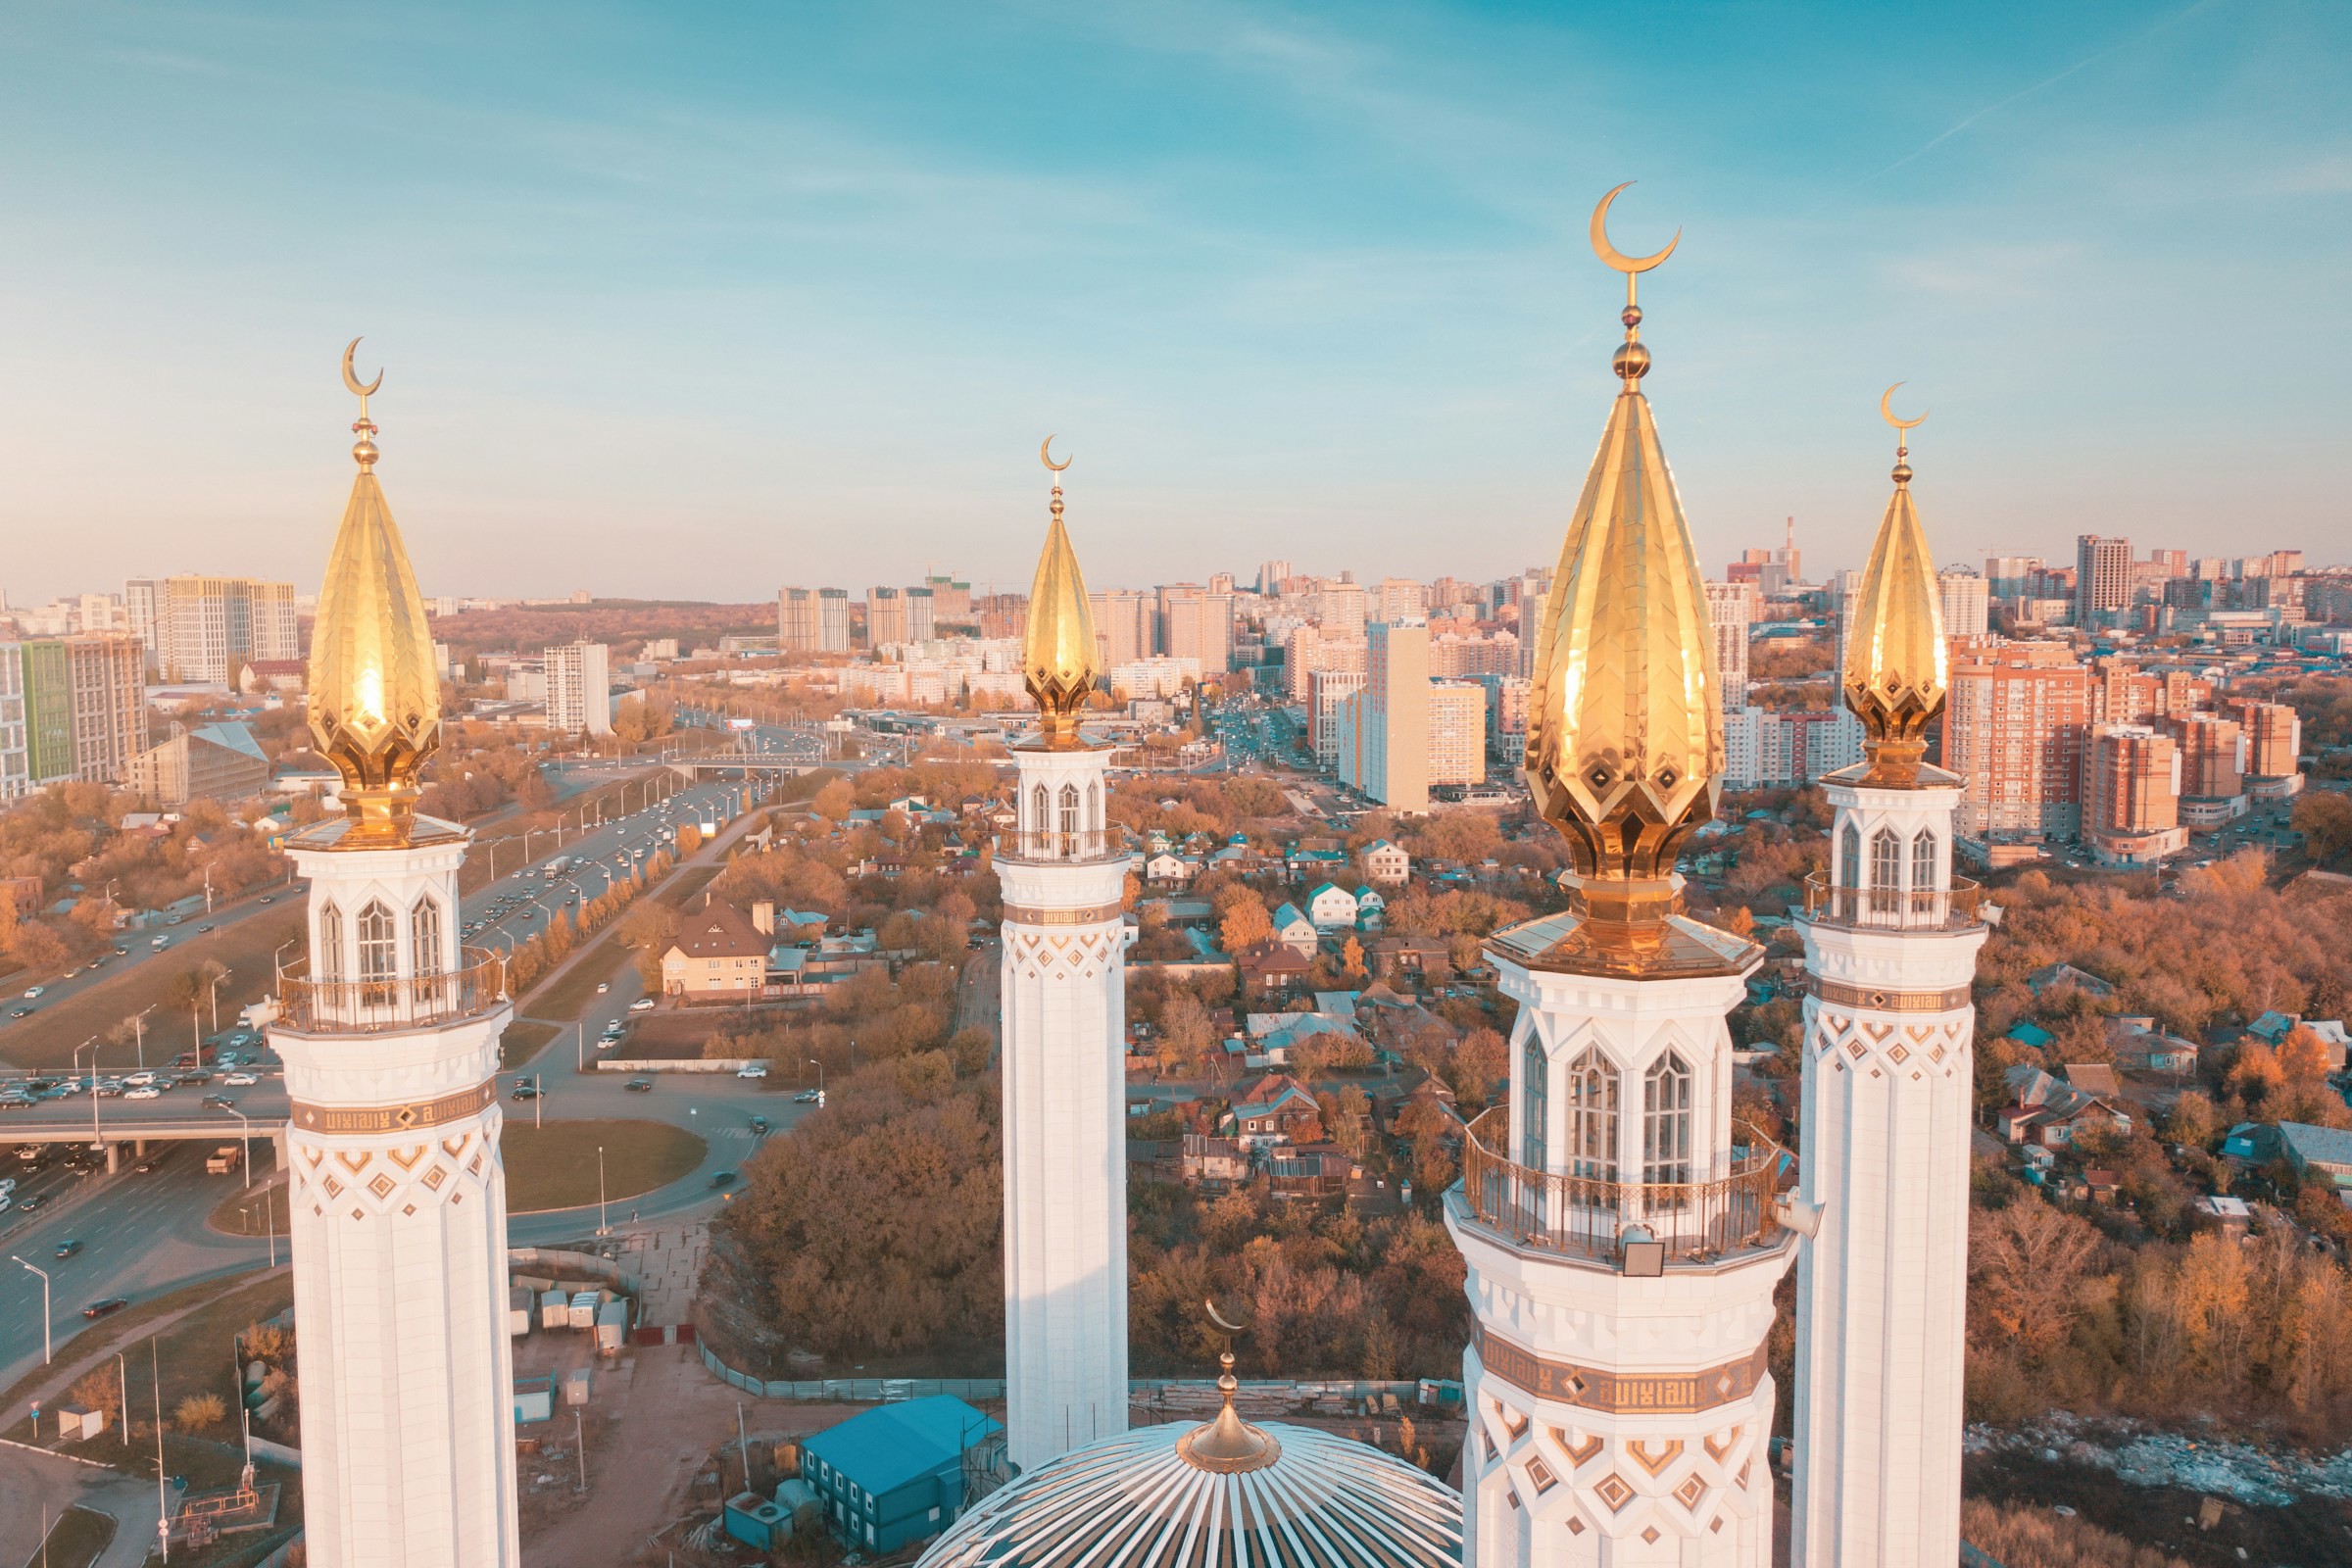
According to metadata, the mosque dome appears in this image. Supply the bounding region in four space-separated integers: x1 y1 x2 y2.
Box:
916 1366 1461 1568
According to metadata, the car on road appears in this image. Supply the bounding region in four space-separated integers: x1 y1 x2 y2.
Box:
629 997 656 1012
222 1072 260 1087
123 1071 155 1087
794 1089 822 1104
21 986 42 999
624 1078 654 1093
82 1298 128 1319
7 1007 32 1020
511 1083 539 1101
202 1094 236 1108
16 1195 42 1213
124 1087 161 1100
54 1240 81 1258
595 982 611 994
197 923 215 933
735 1064 767 1079
151 936 170 950
260 895 273 904
112 945 128 956
709 1170 737 1189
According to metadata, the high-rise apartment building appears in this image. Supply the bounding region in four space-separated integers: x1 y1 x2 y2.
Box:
778 587 820 653
816 588 852 652
1309 667 1368 768
2075 535 2132 627
1941 642 2088 840
1338 619 1429 811
1256 560 1293 594
1984 556 2042 600
1427 681 1486 788
906 586 937 643
543 641 612 736
922 573 972 623
2168 712 2246 821
1286 624 1367 703
977 593 1028 642
1478 674 1529 764
1426 629 1519 679
1723 706 1865 789
1511 568 1550 678
1936 567 1989 639
1154 584 1233 673
1374 577 1422 623
1086 589 1152 668
867 587 906 649
2230 700 2303 794
2085 723 2185 865
1704 580 1756 711
0 644 28 802
1316 579 1368 638
132 575 300 682
18 634 146 784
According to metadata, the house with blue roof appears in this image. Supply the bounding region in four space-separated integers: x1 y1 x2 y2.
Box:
1269 903 1316 956
1305 882 1358 930
1352 885 1386 929
801 1395 1002 1554
2280 1122 2352 1196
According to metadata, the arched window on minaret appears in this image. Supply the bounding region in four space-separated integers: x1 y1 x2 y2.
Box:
1031 784 1048 835
316 901 344 983
1565 1047 1618 1185
1086 780 1099 830
1642 1051 1692 1186
1059 783 1080 840
357 901 397 995
411 896 444 978
1870 827 1903 915
1838 820 1861 916
1911 828 1939 900
1521 1037 1548 1172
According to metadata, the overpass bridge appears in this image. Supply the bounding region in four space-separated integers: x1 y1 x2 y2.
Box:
3 1091 289 1173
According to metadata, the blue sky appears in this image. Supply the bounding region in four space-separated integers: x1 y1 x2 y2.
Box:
0 1 2344 604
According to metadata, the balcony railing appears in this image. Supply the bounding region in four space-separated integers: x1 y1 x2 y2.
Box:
275 949 510 1036
990 828 1132 866
1799 872 1984 931
1456 1106 1787 1266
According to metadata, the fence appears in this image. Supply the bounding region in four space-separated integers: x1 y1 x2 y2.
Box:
275 950 508 1036
693 1343 1461 1410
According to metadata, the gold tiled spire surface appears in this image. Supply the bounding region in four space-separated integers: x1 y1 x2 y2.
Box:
1020 438 1100 749
1840 388 1948 784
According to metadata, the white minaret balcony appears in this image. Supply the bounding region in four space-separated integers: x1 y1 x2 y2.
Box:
274 946 508 1036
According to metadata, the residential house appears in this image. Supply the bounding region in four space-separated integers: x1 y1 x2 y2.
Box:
2027 962 2117 1001
1268 1143 1354 1200
1352 885 1386 930
2004 1021 2055 1051
1236 941 1312 995
1145 851 1197 886
2105 1015 2200 1074
1269 903 1317 957
2279 1121 2352 1196
1181 1132 1250 1190
1223 1074 1321 1150
2220 1122 2282 1163
1358 838 1409 885
2246 1011 2350 1070
1287 847 1349 882
1305 882 1359 930
1368 934 1453 984
801 1396 1001 1554
661 901 771 998
1997 1065 2133 1148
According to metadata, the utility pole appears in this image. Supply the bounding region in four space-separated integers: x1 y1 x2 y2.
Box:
10 1257 50 1362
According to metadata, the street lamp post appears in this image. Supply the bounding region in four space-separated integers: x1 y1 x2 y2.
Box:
808 1057 825 1107
207 968 233 1036
74 1037 102 1147
220 1105 254 1190
597 1145 608 1237
12 1255 52 1363
127 1004 156 1071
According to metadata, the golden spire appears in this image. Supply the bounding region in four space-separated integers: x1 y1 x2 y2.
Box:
1523 186 1723 969
1019 435 1100 749
1840 385 1948 785
306 339 442 845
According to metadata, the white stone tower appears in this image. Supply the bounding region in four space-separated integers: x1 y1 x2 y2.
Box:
998 439 1131 1475
1448 188 1797 1565
270 343 521 1568
1789 395 1987 1567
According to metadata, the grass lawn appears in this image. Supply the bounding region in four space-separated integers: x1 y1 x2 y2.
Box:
1 906 307 1071
500 1019 562 1069
524 935 632 1023
26 1504 116 1568
207 1180 291 1239
502 1119 706 1212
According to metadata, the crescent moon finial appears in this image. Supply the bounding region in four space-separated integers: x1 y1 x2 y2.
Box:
342 337 384 399
1041 434 1072 474
1880 383 1929 433
1203 1298 1247 1335
1590 183 1680 276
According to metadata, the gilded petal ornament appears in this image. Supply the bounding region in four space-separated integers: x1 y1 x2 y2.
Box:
306 346 442 844
1840 392 1948 784
1020 442 1100 749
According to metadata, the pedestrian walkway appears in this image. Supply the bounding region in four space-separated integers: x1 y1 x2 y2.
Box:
612 1222 707 1327
0 1443 163 1568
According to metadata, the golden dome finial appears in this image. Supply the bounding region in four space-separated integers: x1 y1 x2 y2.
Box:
1841 386 1947 785
308 341 442 844
1523 187 1722 969
1020 436 1099 750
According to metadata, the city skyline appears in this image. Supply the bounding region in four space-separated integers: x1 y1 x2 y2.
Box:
3 2 2347 604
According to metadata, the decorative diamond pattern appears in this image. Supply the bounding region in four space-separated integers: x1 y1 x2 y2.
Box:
368 1174 396 1200
1592 1473 1634 1512
1674 1475 1705 1509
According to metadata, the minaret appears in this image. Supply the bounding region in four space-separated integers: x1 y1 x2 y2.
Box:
998 437 1130 1474
1447 187 1798 1565
270 342 520 1567
1789 391 1988 1567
